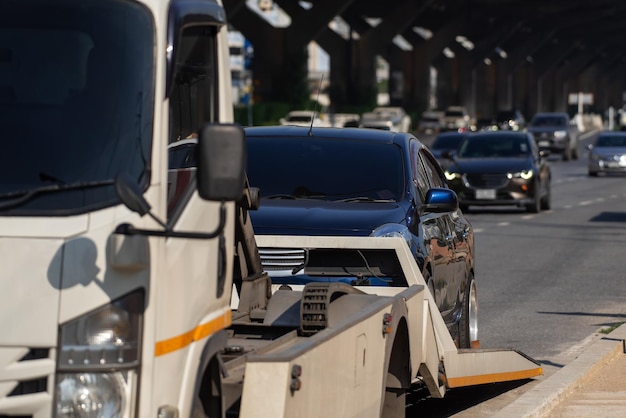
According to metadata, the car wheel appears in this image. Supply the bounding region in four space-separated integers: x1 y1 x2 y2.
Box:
458 275 478 349
588 171 598 177
540 180 551 210
460 203 469 213
562 147 571 161
525 187 541 213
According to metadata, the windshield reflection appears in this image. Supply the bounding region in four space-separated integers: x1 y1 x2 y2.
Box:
0 0 154 213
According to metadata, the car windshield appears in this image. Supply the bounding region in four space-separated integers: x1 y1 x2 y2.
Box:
530 115 568 127
432 134 465 150
247 136 405 201
457 135 530 158
596 135 626 147
0 0 154 213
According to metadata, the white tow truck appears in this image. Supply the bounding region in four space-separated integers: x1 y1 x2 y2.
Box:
0 0 541 417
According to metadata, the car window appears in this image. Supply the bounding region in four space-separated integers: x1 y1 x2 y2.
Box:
597 135 626 147
530 115 567 127
432 134 465 150
168 143 197 169
247 136 405 201
419 150 447 188
458 135 529 158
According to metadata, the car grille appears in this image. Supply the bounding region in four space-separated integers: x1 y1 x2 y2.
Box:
465 173 508 188
258 247 307 276
0 347 53 418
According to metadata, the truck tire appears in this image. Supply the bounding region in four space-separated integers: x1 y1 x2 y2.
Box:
458 275 478 349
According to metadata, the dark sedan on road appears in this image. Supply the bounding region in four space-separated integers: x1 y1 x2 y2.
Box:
430 131 468 170
443 131 551 213
245 125 477 348
527 112 579 161
587 131 626 176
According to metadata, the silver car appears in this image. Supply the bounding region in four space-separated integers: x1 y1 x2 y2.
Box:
588 131 626 176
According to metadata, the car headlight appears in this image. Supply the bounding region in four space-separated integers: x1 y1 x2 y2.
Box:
554 130 567 139
444 171 461 181
55 290 144 418
370 224 413 248
508 170 534 180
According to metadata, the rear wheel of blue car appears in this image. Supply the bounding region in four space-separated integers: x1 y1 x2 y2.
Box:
459 275 478 349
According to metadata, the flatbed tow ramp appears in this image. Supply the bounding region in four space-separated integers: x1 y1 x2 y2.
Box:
223 235 541 417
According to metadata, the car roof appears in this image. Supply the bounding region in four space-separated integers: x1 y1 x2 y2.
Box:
597 130 626 136
531 112 569 118
468 130 530 140
244 125 417 146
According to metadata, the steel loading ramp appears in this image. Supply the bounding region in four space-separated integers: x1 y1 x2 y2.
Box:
253 235 543 393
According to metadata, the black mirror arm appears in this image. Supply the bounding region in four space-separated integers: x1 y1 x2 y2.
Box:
115 202 227 239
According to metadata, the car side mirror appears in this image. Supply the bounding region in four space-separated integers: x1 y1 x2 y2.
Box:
420 188 459 215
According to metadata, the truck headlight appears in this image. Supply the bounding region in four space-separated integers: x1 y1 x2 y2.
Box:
56 373 126 418
55 290 144 418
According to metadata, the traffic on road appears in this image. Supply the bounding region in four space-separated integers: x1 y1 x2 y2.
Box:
401 127 626 415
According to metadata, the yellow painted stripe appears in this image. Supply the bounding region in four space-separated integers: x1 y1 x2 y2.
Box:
154 310 232 357
446 367 543 388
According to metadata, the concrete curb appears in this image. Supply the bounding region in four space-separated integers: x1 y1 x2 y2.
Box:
492 324 626 418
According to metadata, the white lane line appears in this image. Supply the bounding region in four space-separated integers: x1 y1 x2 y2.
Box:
497 222 510 226
472 228 485 233
579 200 594 206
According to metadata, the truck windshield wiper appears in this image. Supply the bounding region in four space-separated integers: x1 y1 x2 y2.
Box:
0 179 115 211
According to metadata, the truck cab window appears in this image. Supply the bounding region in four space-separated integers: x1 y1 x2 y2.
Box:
167 25 219 220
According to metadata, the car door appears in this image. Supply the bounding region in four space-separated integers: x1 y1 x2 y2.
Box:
413 142 458 320
418 148 469 319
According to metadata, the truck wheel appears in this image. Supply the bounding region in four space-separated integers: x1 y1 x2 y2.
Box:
458 276 478 349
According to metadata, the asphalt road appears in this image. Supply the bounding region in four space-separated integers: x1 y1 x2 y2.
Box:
406 130 626 416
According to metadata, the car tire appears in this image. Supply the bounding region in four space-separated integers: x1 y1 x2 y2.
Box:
458 275 478 349
526 186 541 213
460 203 469 213
540 180 551 210
588 171 598 177
562 146 572 161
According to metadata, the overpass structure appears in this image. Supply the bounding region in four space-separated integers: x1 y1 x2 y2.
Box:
223 0 626 119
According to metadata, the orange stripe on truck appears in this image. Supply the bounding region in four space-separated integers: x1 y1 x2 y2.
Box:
155 310 232 356
446 367 543 388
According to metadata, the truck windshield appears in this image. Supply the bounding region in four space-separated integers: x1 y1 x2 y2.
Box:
0 0 154 214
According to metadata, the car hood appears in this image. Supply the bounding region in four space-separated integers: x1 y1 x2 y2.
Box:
251 199 410 236
448 158 531 174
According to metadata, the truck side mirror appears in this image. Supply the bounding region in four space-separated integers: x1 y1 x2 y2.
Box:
197 123 246 201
